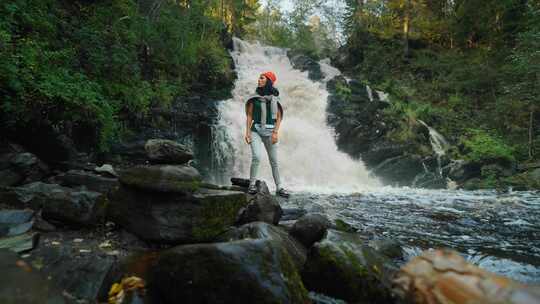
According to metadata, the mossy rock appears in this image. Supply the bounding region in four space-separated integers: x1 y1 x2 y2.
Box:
108 185 248 244
149 239 310 304
301 230 396 303
118 165 201 193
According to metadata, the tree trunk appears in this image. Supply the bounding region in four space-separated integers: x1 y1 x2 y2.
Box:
403 0 411 59
393 249 540 304
529 108 534 159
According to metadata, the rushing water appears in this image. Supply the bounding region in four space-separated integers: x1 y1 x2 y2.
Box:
211 38 540 284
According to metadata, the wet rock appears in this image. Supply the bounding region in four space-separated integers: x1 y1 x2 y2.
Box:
393 249 540 304
372 155 424 186
220 221 307 268
110 140 148 164
301 229 397 303
0 182 107 226
144 139 193 164
148 239 309 304
52 169 118 194
26 243 117 302
333 219 357 233
231 177 250 188
290 214 331 248
289 54 323 81
108 186 248 244
0 249 66 303
0 209 34 237
118 165 201 194
237 181 282 225
368 238 404 260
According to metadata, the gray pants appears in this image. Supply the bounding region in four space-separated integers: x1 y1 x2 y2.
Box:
249 131 281 189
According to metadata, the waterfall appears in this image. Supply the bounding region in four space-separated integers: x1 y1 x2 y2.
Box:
211 38 380 192
417 119 449 178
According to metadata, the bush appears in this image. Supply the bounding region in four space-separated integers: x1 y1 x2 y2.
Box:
460 129 515 164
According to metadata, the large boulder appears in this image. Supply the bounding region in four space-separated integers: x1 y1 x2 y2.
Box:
372 155 424 187
0 249 66 303
118 164 201 193
289 214 331 248
108 186 248 244
144 139 193 164
220 222 307 268
0 182 107 226
301 229 397 303
237 181 283 225
148 239 310 304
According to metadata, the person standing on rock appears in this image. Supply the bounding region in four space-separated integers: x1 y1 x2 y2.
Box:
244 71 289 198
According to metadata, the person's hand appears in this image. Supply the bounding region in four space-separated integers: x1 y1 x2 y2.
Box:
271 131 278 144
244 132 251 144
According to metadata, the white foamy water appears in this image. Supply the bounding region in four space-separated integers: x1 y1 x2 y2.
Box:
213 38 380 192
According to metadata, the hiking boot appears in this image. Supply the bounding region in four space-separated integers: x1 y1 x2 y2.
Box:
247 184 257 194
276 188 290 198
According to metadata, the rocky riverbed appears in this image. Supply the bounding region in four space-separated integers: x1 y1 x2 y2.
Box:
1 138 539 303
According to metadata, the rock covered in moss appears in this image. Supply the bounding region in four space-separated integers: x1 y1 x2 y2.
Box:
290 214 331 248
0 182 107 226
220 222 307 269
149 239 310 304
301 229 397 303
118 165 201 193
108 186 248 244
144 139 193 164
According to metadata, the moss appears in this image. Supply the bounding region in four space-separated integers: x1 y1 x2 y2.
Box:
191 193 248 241
278 248 310 303
334 219 357 233
120 167 202 193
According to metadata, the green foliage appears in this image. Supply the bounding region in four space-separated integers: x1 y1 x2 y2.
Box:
460 129 515 164
0 0 241 151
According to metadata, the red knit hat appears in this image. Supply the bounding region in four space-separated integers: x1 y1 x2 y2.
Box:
261 71 277 84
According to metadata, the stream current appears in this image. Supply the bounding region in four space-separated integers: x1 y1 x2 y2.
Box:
211 38 540 284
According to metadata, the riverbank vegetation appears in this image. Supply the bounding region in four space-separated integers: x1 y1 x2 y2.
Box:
0 0 259 150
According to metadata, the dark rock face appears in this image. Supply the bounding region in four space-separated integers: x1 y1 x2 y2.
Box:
324 74 439 187
220 222 307 269
108 186 248 244
51 169 118 194
118 164 201 193
289 214 331 248
237 181 283 225
0 152 50 187
149 239 309 304
289 54 323 81
372 155 425 186
0 249 66 303
144 139 193 164
0 182 107 226
301 229 397 303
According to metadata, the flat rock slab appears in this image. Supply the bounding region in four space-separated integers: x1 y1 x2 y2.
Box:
108 186 248 244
